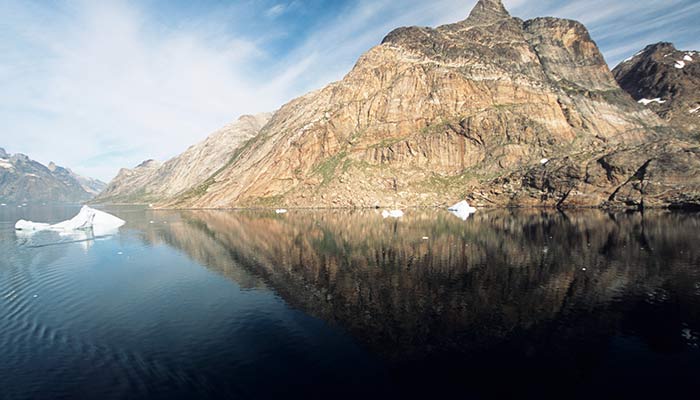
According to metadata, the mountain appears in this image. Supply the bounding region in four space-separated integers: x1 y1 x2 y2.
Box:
613 42 700 133
156 0 699 210
94 113 272 204
47 162 107 196
0 147 106 204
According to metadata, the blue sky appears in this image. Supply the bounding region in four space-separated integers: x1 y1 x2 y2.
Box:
1 0 699 181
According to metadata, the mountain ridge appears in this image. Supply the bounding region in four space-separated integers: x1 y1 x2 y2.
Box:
99 0 700 210
0 147 106 204
94 113 272 204
613 42 699 134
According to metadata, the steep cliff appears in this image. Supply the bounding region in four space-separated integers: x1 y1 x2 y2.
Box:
0 148 104 204
164 0 699 210
95 113 271 204
613 42 700 133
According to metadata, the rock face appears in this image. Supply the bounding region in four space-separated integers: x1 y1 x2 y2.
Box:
160 0 700 210
94 113 272 204
0 148 105 204
613 42 700 133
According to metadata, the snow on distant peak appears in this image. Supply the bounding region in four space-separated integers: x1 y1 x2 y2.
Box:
0 158 13 170
623 50 644 63
638 98 666 106
675 60 686 69
684 54 693 62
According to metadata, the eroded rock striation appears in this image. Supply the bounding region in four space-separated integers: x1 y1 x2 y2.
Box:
95 113 272 204
613 42 700 134
157 0 699 210
0 148 105 204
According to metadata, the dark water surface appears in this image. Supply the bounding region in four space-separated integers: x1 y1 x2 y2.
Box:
1 205 699 399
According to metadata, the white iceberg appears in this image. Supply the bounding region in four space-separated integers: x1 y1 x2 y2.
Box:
275 209 288 214
382 209 404 218
448 200 477 221
15 206 125 237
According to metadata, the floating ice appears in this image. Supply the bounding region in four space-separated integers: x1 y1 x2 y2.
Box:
275 209 288 214
448 200 477 221
1 203 6 206
15 206 125 237
382 209 404 218
638 98 666 105
675 60 685 69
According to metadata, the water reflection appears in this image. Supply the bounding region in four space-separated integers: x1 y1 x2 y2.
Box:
142 209 700 362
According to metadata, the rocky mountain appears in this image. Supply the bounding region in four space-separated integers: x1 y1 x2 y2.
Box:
47 161 107 196
0 147 106 204
94 113 272 204
613 42 700 134
156 0 699 210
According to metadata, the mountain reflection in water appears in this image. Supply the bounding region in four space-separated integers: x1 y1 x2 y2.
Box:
142 210 700 394
3 206 699 399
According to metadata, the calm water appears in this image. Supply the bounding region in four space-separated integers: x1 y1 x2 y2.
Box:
1 205 699 399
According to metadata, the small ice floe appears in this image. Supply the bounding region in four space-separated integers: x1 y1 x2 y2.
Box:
15 206 125 237
382 209 404 219
448 200 477 221
0 203 6 206
540 158 550 165
275 209 288 214
638 98 666 106
684 54 693 62
117 251 123 255
690 106 700 114
675 60 686 69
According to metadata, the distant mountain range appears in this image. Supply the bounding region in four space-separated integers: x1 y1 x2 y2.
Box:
89 0 700 210
0 147 106 204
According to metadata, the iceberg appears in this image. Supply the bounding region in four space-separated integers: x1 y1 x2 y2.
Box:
382 209 404 218
448 200 477 221
15 206 125 237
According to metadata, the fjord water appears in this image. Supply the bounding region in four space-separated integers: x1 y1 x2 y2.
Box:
1 206 699 399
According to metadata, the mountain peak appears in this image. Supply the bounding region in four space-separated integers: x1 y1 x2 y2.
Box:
0 147 7 158
48 161 57 172
136 159 160 169
467 0 511 24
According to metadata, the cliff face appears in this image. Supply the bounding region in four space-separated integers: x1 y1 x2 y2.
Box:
613 42 700 133
162 0 700 210
94 113 271 204
0 148 104 204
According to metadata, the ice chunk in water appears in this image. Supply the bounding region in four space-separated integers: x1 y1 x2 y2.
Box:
382 210 404 218
15 206 125 237
448 201 477 221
